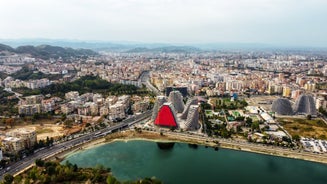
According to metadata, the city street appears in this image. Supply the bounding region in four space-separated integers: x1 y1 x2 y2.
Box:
0 111 152 180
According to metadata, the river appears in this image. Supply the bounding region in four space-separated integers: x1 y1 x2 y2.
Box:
63 140 327 184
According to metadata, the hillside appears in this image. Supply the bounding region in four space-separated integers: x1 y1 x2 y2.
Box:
0 43 98 59
14 75 148 98
0 43 15 52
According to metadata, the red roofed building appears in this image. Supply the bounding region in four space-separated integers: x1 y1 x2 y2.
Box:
154 103 178 127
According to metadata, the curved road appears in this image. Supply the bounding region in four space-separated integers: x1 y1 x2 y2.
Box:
139 71 161 95
0 70 159 179
0 111 152 179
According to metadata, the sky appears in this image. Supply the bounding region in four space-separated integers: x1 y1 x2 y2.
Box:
0 0 326 47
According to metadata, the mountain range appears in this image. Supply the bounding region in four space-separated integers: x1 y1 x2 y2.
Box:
0 38 280 51
0 43 98 59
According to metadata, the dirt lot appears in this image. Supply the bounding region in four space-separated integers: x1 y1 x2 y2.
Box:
18 124 65 141
244 95 280 111
278 117 327 139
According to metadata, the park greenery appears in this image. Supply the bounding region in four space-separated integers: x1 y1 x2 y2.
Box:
1 160 162 184
0 88 18 116
200 103 233 138
15 75 149 98
210 97 248 110
200 98 293 147
11 66 63 81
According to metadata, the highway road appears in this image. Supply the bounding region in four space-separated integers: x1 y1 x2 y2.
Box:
0 110 152 179
0 70 158 180
139 71 161 95
4 108 327 180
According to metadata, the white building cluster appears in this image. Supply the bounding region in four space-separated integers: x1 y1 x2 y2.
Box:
0 128 37 155
1 77 51 89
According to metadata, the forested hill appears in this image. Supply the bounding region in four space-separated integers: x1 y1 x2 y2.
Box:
0 43 98 59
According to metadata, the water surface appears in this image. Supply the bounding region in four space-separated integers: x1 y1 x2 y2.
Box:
63 140 327 184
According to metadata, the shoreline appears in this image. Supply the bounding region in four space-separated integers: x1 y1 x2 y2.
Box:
54 130 327 165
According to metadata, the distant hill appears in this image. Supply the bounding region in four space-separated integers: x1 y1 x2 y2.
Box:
2 39 327 52
126 46 201 53
0 43 98 59
0 43 15 52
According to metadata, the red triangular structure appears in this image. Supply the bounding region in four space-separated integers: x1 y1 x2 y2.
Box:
154 105 177 127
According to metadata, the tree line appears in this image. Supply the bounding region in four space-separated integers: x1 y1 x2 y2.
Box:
1 160 162 184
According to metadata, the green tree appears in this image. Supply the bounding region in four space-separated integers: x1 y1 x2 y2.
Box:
73 164 78 172
3 173 14 184
38 140 45 148
251 121 259 132
282 136 291 143
46 136 50 147
106 175 120 184
245 117 253 126
35 159 44 167
319 107 327 116
292 134 301 141
46 165 56 175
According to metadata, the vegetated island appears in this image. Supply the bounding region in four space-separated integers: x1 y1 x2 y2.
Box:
2 159 162 184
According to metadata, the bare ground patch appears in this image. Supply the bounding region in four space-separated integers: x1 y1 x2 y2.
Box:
278 117 327 139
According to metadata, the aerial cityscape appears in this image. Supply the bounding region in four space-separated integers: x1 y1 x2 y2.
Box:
0 0 327 184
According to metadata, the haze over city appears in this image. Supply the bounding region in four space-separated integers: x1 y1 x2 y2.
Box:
0 0 327 47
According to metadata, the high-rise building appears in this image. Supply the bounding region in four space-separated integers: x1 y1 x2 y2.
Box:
271 98 293 115
151 96 167 121
282 86 291 98
168 91 184 113
181 97 198 119
154 102 178 128
185 105 200 131
294 94 317 116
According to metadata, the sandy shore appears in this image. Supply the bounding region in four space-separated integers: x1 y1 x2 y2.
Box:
53 130 327 165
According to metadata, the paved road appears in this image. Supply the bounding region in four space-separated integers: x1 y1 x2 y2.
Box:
0 70 157 179
164 131 327 162
139 71 161 95
0 111 152 179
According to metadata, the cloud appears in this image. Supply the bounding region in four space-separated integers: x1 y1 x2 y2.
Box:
0 0 326 46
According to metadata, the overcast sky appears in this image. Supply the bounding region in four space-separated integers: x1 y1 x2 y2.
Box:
0 0 326 47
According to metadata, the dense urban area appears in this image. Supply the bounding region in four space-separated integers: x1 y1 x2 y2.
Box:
0 43 326 183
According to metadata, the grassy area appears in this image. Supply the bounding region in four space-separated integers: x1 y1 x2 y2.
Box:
249 115 259 122
209 97 247 110
232 111 240 117
278 117 327 140
205 110 214 117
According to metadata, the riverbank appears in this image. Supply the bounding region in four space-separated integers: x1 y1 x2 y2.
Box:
54 129 327 165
